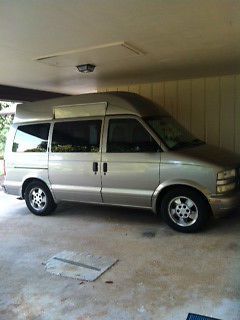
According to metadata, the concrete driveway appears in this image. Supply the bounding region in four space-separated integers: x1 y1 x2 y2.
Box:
0 190 239 320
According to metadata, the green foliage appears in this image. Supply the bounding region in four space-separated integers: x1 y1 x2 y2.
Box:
0 102 13 158
51 144 99 153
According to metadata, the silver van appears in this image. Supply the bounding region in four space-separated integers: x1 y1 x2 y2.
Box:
2 92 240 232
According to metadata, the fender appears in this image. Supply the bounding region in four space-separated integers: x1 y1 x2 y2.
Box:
20 170 58 203
152 179 211 213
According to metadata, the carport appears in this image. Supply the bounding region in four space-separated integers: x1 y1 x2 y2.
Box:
0 1 239 320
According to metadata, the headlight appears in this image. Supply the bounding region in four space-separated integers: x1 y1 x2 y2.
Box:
217 168 237 193
217 183 236 193
217 169 236 180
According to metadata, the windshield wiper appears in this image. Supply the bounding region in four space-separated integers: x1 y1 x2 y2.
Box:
191 139 205 146
171 139 204 150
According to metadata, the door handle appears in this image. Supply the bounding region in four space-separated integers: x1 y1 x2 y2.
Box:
93 162 98 174
103 162 107 175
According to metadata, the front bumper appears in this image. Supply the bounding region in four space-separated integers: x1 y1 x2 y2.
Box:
209 190 240 216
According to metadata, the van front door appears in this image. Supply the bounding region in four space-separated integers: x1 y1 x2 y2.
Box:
49 118 103 203
101 117 161 208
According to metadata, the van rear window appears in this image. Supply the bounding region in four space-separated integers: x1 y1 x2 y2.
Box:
12 123 50 153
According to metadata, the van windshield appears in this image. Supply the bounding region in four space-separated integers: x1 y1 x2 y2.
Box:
145 116 204 150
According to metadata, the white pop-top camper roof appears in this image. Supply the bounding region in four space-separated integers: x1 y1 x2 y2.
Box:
14 92 167 123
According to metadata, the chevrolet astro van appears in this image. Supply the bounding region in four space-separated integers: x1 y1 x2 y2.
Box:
3 92 240 232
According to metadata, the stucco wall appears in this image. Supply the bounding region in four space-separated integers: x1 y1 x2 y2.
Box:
98 74 240 154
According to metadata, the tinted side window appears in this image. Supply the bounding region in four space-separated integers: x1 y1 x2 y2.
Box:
12 123 50 152
52 120 102 153
107 118 160 153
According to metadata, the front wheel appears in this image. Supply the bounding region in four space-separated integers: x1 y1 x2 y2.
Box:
160 187 210 233
24 181 57 216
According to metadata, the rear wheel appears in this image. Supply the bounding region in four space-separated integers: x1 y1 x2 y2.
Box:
24 181 57 216
160 187 210 233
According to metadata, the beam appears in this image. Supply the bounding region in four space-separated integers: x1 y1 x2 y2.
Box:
0 85 68 102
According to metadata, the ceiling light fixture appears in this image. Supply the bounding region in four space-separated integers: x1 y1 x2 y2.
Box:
76 64 95 73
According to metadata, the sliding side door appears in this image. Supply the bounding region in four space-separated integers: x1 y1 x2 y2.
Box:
48 118 103 203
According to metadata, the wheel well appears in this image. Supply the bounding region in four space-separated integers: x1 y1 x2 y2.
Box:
155 184 211 214
21 178 48 199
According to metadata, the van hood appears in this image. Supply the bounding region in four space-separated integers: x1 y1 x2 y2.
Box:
164 144 240 170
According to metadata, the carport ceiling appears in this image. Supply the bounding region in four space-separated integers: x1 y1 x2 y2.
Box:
0 0 239 94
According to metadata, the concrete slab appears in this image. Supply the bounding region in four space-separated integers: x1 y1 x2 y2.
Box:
0 191 239 320
45 250 118 281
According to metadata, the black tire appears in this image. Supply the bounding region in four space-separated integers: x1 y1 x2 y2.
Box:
160 187 210 233
24 181 57 216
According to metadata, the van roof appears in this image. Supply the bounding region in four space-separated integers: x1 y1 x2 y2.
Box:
14 91 168 123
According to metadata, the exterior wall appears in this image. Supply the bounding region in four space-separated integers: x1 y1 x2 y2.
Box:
98 74 240 154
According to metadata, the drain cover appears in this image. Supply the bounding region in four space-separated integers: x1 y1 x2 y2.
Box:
187 314 221 320
45 251 118 281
